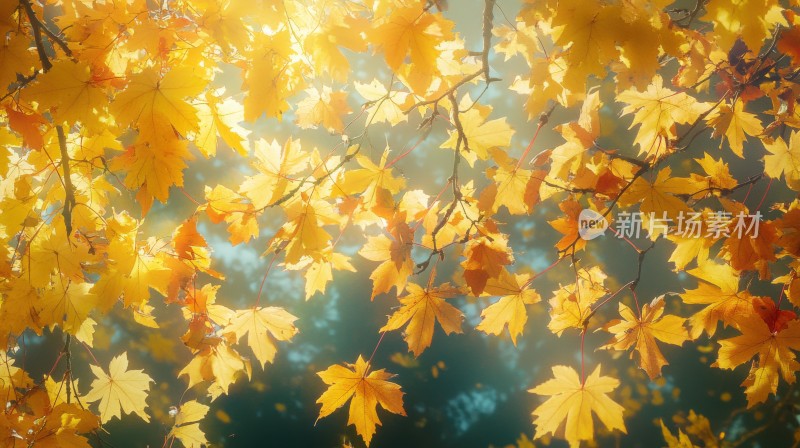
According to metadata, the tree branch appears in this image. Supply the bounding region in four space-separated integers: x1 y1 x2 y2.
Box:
22 0 76 238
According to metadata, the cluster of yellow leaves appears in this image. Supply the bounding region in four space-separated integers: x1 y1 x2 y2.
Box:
0 352 99 447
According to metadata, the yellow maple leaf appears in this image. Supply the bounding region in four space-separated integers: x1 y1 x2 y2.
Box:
84 352 154 423
110 135 191 207
338 150 406 211
660 419 700 448
179 338 248 395
371 3 454 92
764 131 800 191
529 364 626 448
488 148 539 215
680 260 750 339
168 400 209 448
239 138 308 210
380 282 463 356
703 0 783 52
618 75 705 159
706 101 762 157
194 92 249 157
295 87 352 133
203 184 259 245
316 356 406 447
38 281 98 336
359 219 415 299
27 220 90 288
619 167 693 234
714 312 800 407
92 232 172 311
687 153 738 197
112 66 207 138
301 250 357 300
225 306 299 368
477 269 541 345
440 101 514 166
354 79 409 126
551 0 622 81
548 266 608 336
197 0 251 52
601 296 689 380
242 30 297 121
0 35 37 90
305 13 368 82
23 60 107 131
279 196 335 265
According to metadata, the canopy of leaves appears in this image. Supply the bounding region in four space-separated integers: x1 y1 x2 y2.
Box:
2 0 800 447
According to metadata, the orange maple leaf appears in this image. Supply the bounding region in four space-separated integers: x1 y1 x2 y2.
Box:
714 302 800 407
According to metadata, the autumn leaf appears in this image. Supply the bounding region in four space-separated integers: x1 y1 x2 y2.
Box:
529 364 626 448
168 400 209 448
714 308 800 407
111 66 208 138
460 228 514 296
706 101 762 157
38 281 98 336
680 260 750 339
764 131 800 191
440 104 515 166
241 30 297 121
359 217 415 299
316 356 406 447
239 137 308 210
194 92 249 157
601 296 689 380
477 269 541 345
84 353 154 423
301 250 356 300
179 337 248 395
549 198 588 253
703 0 779 51
548 266 608 336
225 307 299 368
619 167 693 224
23 60 107 131
371 3 454 92
660 419 700 448
109 135 192 208
354 79 410 126
618 75 706 159
380 282 464 356
295 86 352 133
